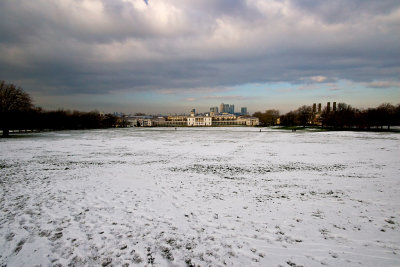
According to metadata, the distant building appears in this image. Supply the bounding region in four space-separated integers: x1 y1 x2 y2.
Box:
220 103 225 113
167 115 187 121
133 109 259 127
154 115 187 126
236 117 259 126
229 104 235 114
213 113 236 123
310 101 338 125
150 117 166 126
126 115 153 127
220 103 230 113
187 115 212 126
220 103 235 114
113 112 124 117
210 106 219 114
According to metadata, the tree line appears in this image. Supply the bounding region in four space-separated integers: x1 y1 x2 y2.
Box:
253 103 400 130
1 81 123 137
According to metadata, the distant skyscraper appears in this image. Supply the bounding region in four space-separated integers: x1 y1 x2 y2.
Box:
190 109 196 116
220 103 225 113
327 102 331 113
210 106 219 113
241 107 247 115
312 103 316 113
220 103 234 113
229 104 234 114
333 102 337 112
224 104 229 113
220 103 228 113
318 103 322 113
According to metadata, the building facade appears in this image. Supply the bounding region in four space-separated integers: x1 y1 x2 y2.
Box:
187 115 212 126
131 109 259 127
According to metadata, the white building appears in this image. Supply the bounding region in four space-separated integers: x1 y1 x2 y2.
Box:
187 115 212 126
237 117 259 126
130 111 259 127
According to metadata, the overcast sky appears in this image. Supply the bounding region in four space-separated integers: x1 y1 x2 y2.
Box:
1 0 399 114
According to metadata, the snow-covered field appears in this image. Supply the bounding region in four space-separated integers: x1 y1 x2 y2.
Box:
1 128 399 266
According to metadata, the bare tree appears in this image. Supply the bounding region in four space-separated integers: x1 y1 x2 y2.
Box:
295 105 313 127
253 109 280 126
377 103 396 129
0 81 32 137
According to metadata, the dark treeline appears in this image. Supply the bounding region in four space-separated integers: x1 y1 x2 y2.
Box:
254 103 400 130
1 81 124 137
253 109 280 126
5 109 121 131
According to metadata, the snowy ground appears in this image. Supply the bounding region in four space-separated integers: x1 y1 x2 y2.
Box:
1 128 399 266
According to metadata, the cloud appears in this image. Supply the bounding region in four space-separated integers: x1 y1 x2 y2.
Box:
0 0 399 103
299 76 331 84
310 76 328 83
181 94 250 102
290 0 400 24
363 81 400 89
157 86 233 95
203 95 247 100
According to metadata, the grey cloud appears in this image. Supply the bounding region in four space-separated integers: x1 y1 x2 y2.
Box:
203 95 247 100
363 81 400 89
291 0 400 24
0 0 399 99
181 94 249 103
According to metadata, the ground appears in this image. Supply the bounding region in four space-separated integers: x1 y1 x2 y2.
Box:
0 128 399 266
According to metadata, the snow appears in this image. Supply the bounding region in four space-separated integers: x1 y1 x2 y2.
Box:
1 127 399 266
